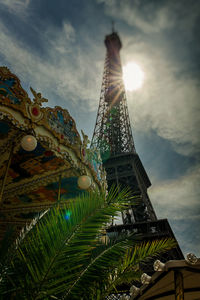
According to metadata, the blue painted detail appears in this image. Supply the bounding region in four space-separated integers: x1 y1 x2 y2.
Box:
85 149 102 180
48 110 77 144
46 177 84 199
57 110 64 123
0 80 21 104
4 78 16 87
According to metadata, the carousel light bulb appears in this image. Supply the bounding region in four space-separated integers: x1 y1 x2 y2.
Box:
130 285 140 297
21 135 37 151
77 175 91 189
141 273 151 285
153 260 165 271
186 253 198 265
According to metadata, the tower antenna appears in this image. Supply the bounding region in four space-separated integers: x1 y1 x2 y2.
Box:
111 20 115 33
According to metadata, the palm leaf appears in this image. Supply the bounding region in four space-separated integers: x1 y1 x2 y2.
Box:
0 188 131 298
0 188 176 300
102 238 177 297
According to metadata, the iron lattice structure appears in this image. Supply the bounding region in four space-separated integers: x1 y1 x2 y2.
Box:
91 33 135 157
91 31 183 268
91 32 157 223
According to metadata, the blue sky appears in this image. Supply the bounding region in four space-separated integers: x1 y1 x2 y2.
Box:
0 0 199 256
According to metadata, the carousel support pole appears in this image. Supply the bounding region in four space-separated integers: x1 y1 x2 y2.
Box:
57 174 62 203
0 142 14 204
174 270 184 300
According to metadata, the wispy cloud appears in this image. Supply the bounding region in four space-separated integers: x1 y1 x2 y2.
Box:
171 217 200 255
0 19 101 111
97 0 172 33
45 22 76 54
149 164 200 219
126 48 200 157
97 0 200 35
149 164 200 255
0 0 30 16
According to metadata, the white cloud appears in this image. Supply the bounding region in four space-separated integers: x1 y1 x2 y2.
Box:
98 0 200 35
0 19 101 111
170 217 200 255
97 0 173 33
149 164 200 220
121 38 200 157
45 22 76 55
0 0 30 16
148 163 200 254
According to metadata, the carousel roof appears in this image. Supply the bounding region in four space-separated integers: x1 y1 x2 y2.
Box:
0 66 106 240
131 254 200 300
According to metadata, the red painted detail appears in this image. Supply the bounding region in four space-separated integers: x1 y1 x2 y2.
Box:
44 151 53 156
32 106 39 116
57 147 60 152
61 134 64 139
82 149 85 157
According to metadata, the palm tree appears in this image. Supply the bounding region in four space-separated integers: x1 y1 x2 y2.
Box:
0 187 176 299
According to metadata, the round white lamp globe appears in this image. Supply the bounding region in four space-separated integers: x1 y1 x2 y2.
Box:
153 259 165 271
141 273 151 285
21 135 37 151
77 175 91 190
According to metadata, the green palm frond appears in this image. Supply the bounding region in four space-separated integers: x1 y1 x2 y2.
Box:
75 238 176 299
0 188 176 300
102 238 177 296
0 188 130 298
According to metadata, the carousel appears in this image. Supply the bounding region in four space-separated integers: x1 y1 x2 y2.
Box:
0 66 106 241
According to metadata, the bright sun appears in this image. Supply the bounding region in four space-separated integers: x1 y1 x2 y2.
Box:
123 62 144 91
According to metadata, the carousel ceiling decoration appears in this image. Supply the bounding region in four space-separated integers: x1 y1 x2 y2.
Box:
0 66 107 240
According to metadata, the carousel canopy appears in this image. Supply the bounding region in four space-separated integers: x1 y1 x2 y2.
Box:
132 254 200 300
0 66 106 240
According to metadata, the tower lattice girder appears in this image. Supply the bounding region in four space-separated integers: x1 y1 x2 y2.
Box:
91 32 157 222
91 31 183 267
92 33 135 158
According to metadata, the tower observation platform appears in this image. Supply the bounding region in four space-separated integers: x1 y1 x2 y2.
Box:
91 31 183 272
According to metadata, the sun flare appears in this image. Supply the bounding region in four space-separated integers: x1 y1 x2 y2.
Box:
123 62 144 91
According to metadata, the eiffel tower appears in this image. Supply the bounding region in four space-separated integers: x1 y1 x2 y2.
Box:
91 30 183 272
